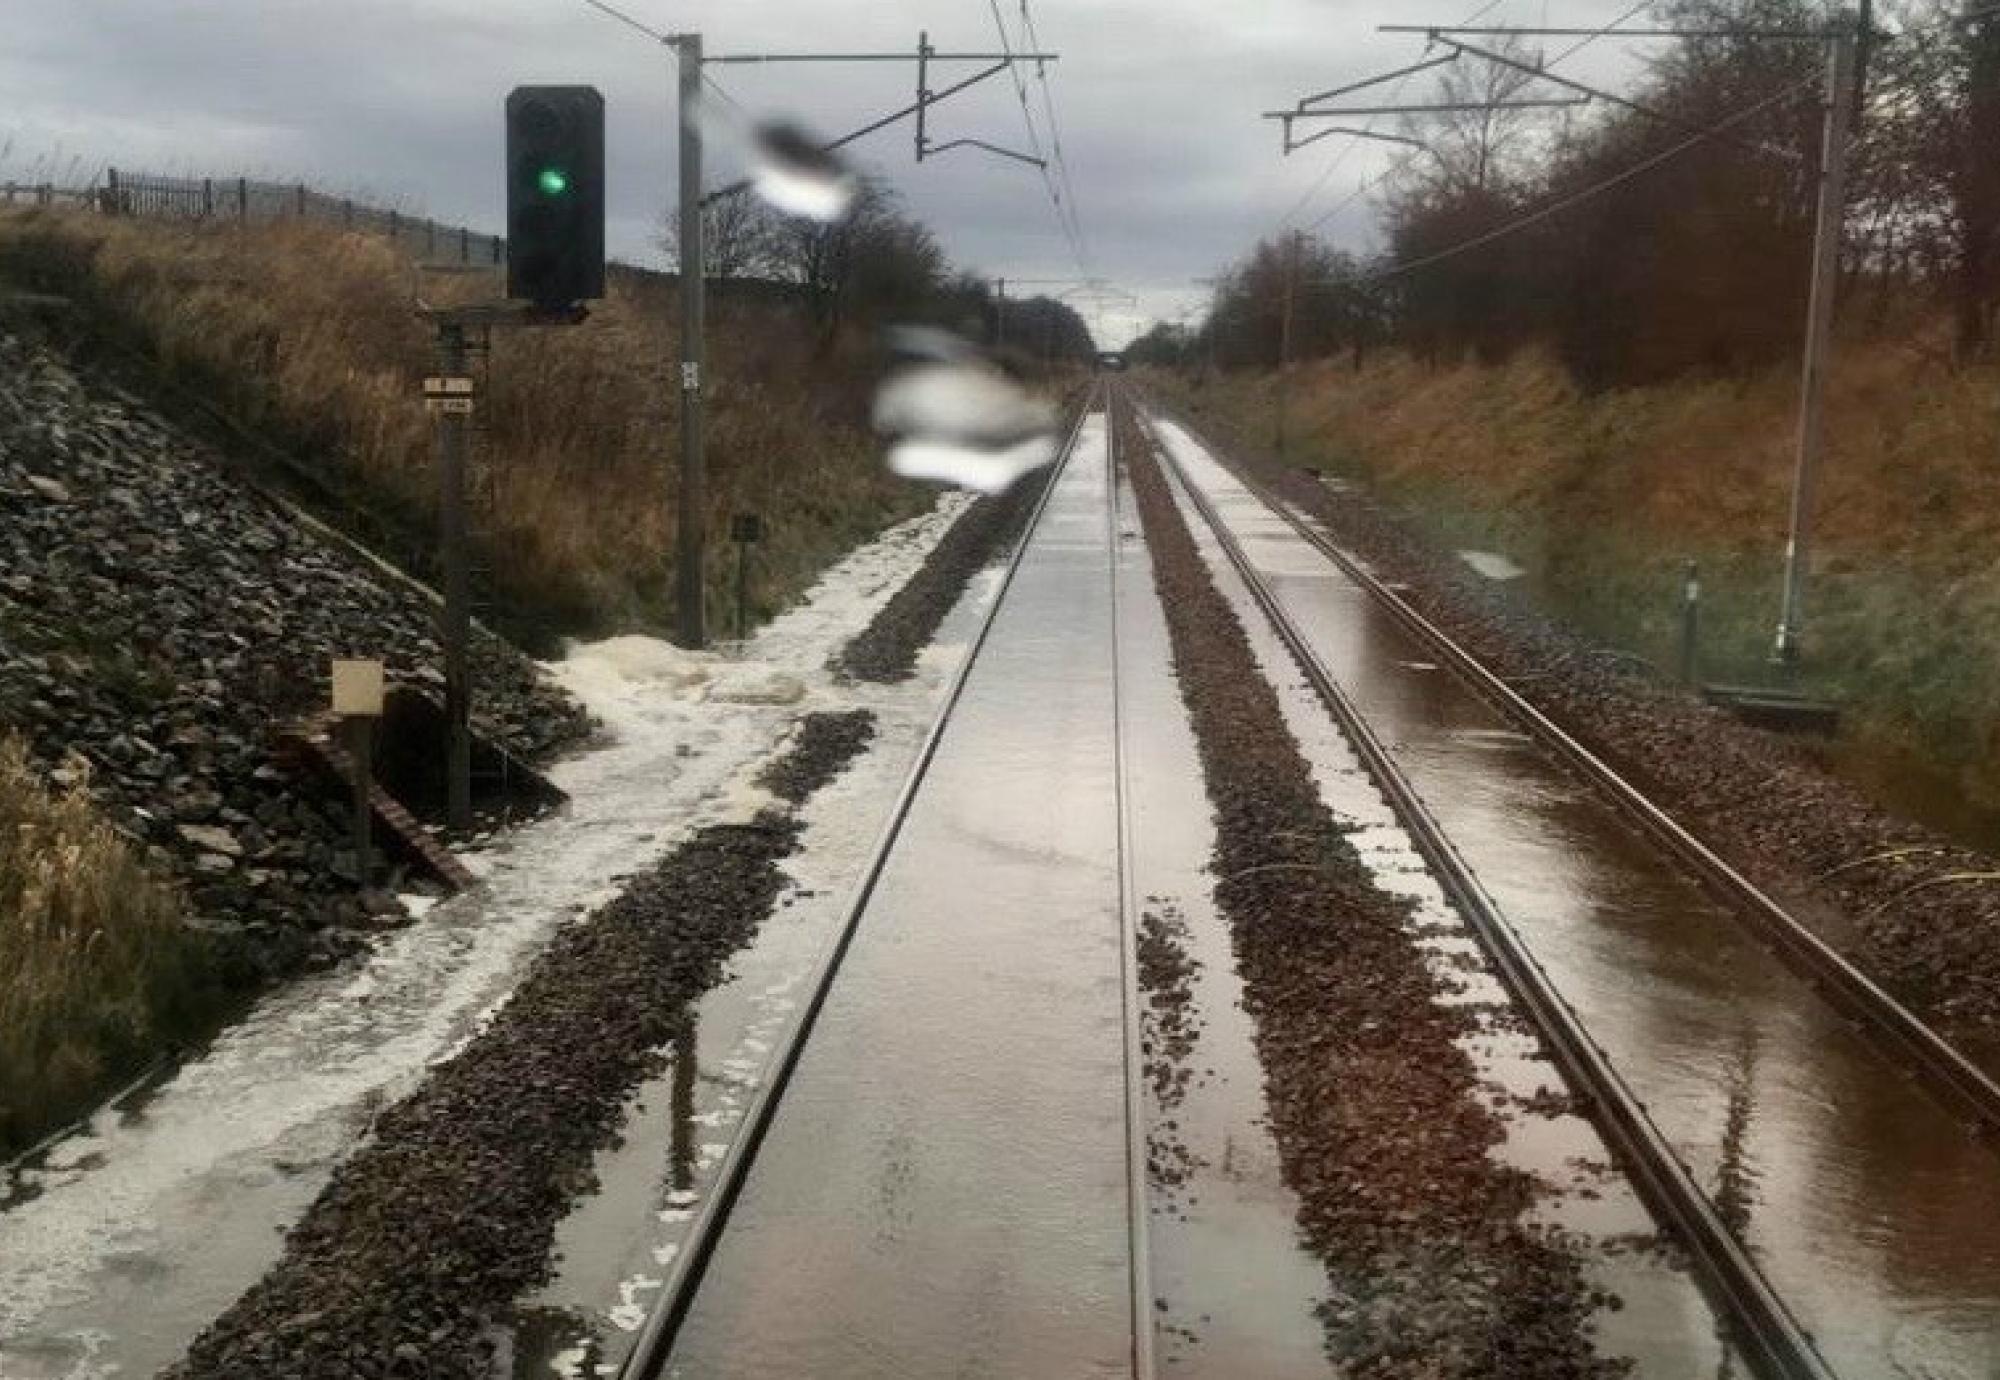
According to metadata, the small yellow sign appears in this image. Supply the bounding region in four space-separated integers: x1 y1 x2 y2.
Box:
331 659 386 717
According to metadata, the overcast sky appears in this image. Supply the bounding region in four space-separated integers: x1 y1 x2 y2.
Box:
4 0 1655 346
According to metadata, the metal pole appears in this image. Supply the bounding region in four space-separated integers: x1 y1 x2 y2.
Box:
675 33 709 649
1680 559 1702 686
736 536 750 641
1774 27 1858 667
1277 231 1299 460
437 321 474 832
345 715 375 879
995 276 1006 349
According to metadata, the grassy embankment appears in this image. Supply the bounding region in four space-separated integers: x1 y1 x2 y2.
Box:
0 208 935 1156
1160 333 2000 847
0 737 212 1155
0 208 932 647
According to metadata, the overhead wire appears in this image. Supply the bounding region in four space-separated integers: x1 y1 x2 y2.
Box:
575 0 667 43
1302 0 1655 234
1019 0 1096 277
1362 71 1818 281
983 0 1092 280
1355 0 2000 285
1274 0 1513 234
569 0 754 117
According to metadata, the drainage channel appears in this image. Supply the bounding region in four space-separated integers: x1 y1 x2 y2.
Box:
1144 406 2000 1379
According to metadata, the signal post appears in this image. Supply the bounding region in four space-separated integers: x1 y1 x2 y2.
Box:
420 86 604 832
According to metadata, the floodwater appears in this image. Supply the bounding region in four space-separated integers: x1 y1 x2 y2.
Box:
0 496 974 1380
1157 420 2000 1380
1110 462 1335 1378
508 565 1006 1378
665 415 1135 1377
1156 449 1722 1376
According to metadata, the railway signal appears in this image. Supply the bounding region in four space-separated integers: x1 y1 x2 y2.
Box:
505 85 606 311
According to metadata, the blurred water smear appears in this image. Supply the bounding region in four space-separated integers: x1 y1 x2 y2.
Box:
748 120 856 221
887 436 1057 493
874 355 1059 494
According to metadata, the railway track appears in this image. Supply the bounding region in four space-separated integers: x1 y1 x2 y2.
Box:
616 388 1159 1379
605 382 1999 1380
1125 385 2000 1379
1141 396 2000 1144
1127 391 1828 1379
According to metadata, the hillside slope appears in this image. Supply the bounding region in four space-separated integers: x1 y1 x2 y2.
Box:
0 329 588 1154
0 208 932 647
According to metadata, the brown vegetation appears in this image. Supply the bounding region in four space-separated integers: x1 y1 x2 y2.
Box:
0 208 930 644
1159 330 2000 844
0 736 207 1156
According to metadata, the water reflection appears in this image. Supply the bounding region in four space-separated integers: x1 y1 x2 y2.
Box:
668 1018 697 1198
1157 424 2000 1378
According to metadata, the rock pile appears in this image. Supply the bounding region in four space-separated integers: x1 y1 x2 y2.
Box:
0 331 591 980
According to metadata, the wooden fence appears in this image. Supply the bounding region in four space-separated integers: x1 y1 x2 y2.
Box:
0 170 504 269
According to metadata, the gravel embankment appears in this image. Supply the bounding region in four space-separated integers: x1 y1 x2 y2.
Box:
0 332 592 979
833 469 1047 683
169 709 878 1380
1122 406 1622 1379
1170 401 2000 1037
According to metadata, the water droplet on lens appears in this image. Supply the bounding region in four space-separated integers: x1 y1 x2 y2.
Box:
887 436 1058 494
872 347 1059 494
873 363 1055 450
750 120 856 221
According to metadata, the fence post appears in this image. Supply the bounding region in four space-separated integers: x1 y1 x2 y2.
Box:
37 184 50 207
492 237 503 267
237 177 249 221
202 178 214 218
389 209 400 246
295 182 306 218
459 225 469 263
426 218 436 257
105 168 120 215
343 197 353 229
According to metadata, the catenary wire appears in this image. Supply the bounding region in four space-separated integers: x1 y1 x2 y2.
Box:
1303 0 1655 233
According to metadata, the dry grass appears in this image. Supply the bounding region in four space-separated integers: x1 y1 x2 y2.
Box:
0 737 206 1156
0 208 928 643
1164 333 2000 838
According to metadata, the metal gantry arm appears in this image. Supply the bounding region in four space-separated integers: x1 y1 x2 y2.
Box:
915 30 1050 168
1294 51 1460 108
659 29 1061 647
701 53 1024 206
1267 97 1591 117
1422 33 1805 164
1277 121 1445 160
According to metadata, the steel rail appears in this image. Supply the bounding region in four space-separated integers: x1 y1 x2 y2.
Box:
1130 395 1835 1380
1156 406 2000 1146
617 387 1102 1379
1104 401 1160 1380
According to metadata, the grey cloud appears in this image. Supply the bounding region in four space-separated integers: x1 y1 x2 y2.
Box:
3 0 1652 343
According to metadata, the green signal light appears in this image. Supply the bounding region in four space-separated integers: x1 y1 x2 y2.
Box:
537 167 570 196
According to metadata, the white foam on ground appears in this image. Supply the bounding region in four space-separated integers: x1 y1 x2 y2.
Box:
0 492 973 1380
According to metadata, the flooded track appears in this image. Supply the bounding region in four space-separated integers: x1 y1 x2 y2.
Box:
623 401 1145 1377
1138 396 2000 1379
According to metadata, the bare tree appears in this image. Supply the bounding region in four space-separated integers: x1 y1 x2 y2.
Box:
658 191 785 281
